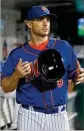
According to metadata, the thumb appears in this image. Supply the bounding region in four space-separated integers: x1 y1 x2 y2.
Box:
76 60 81 69
76 60 83 72
18 58 22 64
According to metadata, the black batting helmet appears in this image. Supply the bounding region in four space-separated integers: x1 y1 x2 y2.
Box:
38 49 65 82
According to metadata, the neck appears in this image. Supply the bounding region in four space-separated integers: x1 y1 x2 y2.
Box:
29 34 48 45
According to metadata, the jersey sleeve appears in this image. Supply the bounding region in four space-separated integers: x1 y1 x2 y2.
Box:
1 51 15 80
67 43 77 82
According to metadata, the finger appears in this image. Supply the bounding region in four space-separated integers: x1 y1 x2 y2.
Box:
76 77 83 81
81 68 84 72
23 66 31 73
79 68 84 73
18 64 31 77
77 73 84 78
76 77 84 83
18 58 23 64
76 60 83 73
22 64 31 72
22 69 31 76
22 63 30 70
21 61 29 67
18 70 28 77
23 72 30 76
75 81 81 85
76 60 81 69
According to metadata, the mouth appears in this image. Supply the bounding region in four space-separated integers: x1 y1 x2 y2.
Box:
42 29 49 31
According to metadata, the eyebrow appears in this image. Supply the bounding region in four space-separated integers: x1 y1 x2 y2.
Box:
32 16 50 21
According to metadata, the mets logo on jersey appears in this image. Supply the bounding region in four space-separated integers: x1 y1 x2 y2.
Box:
57 79 63 87
25 59 63 88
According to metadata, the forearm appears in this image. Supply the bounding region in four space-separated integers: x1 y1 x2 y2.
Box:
68 80 75 92
1 72 20 93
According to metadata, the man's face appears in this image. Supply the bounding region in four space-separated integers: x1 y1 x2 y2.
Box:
28 16 50 36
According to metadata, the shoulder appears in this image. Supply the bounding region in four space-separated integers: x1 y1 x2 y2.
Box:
49 37 70 46
48 37 73 51
9 42 26 56
57 39 73 50
57 39 71 46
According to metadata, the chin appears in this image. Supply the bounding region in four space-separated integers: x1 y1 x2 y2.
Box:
41 34 48 37
36 31 49 37
41 32 49 36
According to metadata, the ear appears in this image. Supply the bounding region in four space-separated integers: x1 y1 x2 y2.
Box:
24 20 32 29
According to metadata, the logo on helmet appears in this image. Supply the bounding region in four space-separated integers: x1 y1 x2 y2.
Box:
41 6 48 12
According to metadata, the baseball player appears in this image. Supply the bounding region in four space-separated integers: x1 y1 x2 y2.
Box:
1 5 84 131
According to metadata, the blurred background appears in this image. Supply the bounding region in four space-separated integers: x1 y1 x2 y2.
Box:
0 0 84 130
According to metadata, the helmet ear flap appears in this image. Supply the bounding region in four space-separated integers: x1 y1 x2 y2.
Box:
38 49 65 82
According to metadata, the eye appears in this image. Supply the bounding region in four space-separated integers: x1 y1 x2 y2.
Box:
47 17 50 21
